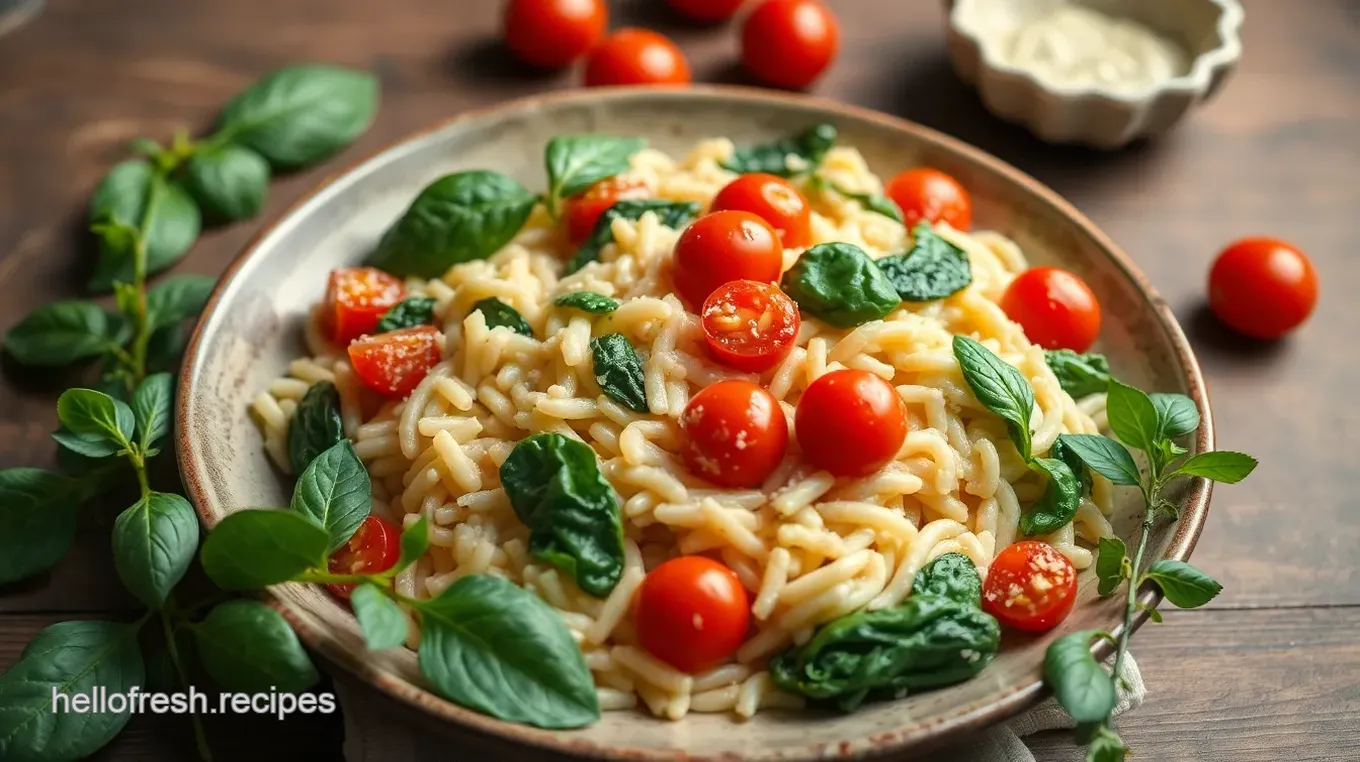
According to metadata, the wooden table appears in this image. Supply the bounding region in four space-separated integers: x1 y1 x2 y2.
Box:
1 0 1356 759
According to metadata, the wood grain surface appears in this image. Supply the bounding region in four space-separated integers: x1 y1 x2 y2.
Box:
1 0 1357 759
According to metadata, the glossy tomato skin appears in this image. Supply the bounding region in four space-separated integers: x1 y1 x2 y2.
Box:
1208 237 1318 340
795 369 908 478
563 176 650 244
672 210 784 309
348 325 443 398
503 0 607 69
327 515 402 600
666 0 746 22
981 540 1077 632
710 173 812 249
701 280 800 372
680 379 789 488
634 556 751 673
885 168 973 231
741 0 839 90
1000 267 1102 352
584 28 691 87
323 267 406 345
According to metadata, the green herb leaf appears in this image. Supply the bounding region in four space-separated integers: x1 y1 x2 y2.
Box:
415 574 599 728
1139 603 1163 624
374 296 437 333
876 224 972 302
1043 630 1117 724
145 323 191 375
554 291 619 314
1150 393 1201 440
195 600 319 692
723 123 838 176
370 171 536 279
351 583 408 651
952 335 1035 461
290 440 371 553
544 135 645 215
111 492 199 609
1044 349 1112 399
1050 435 1092 495
200 509 330 590
780 242 901 328
145 274 216 332
1106 379 1159 454
910 552 982 607
471 297 533 337
0 468 82 585
589 333 648 414
567 199 699 273
1021 457 1081 536
1095 536 1127 597
51 427 120 459
1171 450 1258 484
1054 433 1141 486
183 143 270 221
1086 725 1128 762
1144 560 1222 608
3 300 118 366
216 64 378 168
287 381 345 473
397 515 430 572
131 373 173 451
824 180 903 222
88 162 201 291
56 388 136 453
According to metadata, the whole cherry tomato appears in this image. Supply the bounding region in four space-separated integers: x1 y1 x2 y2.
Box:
671 210 784 309
327 515 402 600
323 267 406 345
503 0 607 69
679 379 789 488
981 540 1077 632
710 173 812 248
740 0 839 90
634 556 751 673
347 325 443 398
1208 236 1318 340
795 369 908 477
885 168 973 231
1000 267 1102 352
584 28 691 87
701 280 800 372
563 176 650 244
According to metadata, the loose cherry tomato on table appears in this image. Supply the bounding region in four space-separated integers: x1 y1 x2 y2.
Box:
1208 236 1318 340
1000 267 1102 352
671 210 784 308
710 173 812 249
795 369 908 478
584 28 691 87
679 379 789 488
326 515 402 600
348 325 443 398
981 540 1077 632
634 556 751 673
666 0 747 22
503 0 607 70
701 280 800 373
562 176 650 244
323 267 406 345
885 168 973 231
740 0 839 90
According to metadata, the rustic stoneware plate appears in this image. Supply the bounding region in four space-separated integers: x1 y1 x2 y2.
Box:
177 86 1212 760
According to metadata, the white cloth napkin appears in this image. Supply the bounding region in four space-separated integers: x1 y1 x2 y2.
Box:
339 656 1143 762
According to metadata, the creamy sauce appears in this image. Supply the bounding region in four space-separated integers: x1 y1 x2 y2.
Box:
998 4 1189 93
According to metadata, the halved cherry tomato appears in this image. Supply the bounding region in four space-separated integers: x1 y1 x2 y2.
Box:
1000 267 1102 352
701 281 800 372
327 515 402 600
710 173 812 248
679 379 789 488
741 0 839 90
503 0 607 70
323 267 406 345
348 325 443 398
672 210 784 309
666 0 746 22
584 28 691 87
795 369 908 477
885 168 973 231
634 556 750 673
1208 237 1317 340
563 176 650 244
981 540 1077 632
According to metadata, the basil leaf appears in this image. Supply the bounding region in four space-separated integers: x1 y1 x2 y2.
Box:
287 381 345 473
554 291 619 314
290 440 371 553
1044 349 1112 399
500 433 625 598
544 135 645 214
145 274 216 332
589 333 648 414
216 64 378 168
826 181 903 222
195 600 319 692
1106 379 1159 454
1150 393 1200 440
375 296 437 333
0 621 144 762
1050 435 1092 496
1095 536 1127 597
781 242 901 328
1054 433 1141 487
4 301 119 367
1043 630 1117 724
910 552 982 607
56 388 136 453
1171 450 1258 484
0 468 82 585
876 224 972 302
132 373 173 451
415 574 599 728
351 583 408 651
723 123 838 176
183 143 270 221
88 162 201 291
471 297 533 337
111 492 199 609
370 171 536 279
1020 457 1081 536
568 199 699 273
952 335 1035 461
200 509 330 590
1087 726 1129 762
397 515 430 572
1145 560 1222 608
145 322 191 375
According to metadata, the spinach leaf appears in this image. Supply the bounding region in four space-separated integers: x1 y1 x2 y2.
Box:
290 440 371 553
910 552 981 607
471 297 534 337
723 123 838 176
544 135 645 215
876 224 972 302
3 300 118 367
397 515 430 572
88 161 201 291
1171 450 1257 484
287 381 346 473
199 509 330 590
216 64 378 168
952 335 1036 461
1149 393 1200 440
1144 560 1222 608
351 583 408 651
780 242 901 328
567 199 699 273
1020 457 1081 536
589 333 648 413
554 291 619 314
1055 433 1140 487
111 492 199 609
1044 349 1112 399
56 388 136 455
369 171 537 279
822 180 903 222
415 574 599 728
1106 379 1160 454
1043 630 1117 724
183 143 270 221
1050 434 1092 495
500 433 624 597
0 468 82 585
1095 536 1128 597
132 373 173 452
375 296 437 333
145 275 216 332
195 600 319 692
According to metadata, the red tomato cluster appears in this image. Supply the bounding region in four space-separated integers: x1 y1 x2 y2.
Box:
318 265 445 399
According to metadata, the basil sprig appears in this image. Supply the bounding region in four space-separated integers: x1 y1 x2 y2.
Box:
589 333 649 413
568 199 699 273
544 135 645 218
724 123 838 176
876 224 973 302
781 242 901 328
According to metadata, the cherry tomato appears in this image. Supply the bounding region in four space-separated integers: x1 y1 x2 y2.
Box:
584 28 691 87
327 515 402 600
679 379 789 488
348 325 443 398
981 540 1077 632
323 267 406 345
885 168 973 231
671 210 784 309
634 556 750 673
1000 267 1102 352
1208 237 1318 340
701 281 800 372
710 173 812 249
666 0 746 22
562 176 650 244
503 0 607 69
795 369 907 478
740 0 839 90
